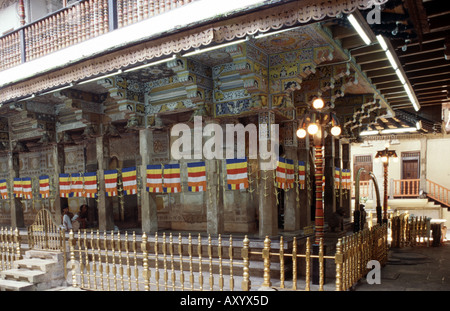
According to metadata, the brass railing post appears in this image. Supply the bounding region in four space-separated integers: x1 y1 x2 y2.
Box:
261 236 271 288
305 237 311 291
14 228 21 261
319 238 324 291
141 232 150 291
69 229 77 287
241 235 250 291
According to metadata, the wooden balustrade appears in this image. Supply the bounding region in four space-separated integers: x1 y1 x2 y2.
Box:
427 179 450 206
0 0 193 72
393 179 420 197
352 180 372 199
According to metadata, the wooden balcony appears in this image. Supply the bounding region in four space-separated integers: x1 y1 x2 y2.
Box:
0 0 194 72
393 179 421 198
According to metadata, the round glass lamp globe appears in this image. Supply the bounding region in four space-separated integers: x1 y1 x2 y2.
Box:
331 126 341 137
296 128 307 138
312 98 325 110
307 123 319 135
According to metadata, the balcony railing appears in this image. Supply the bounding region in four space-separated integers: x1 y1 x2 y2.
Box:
393 179 420 198
0 0 193 72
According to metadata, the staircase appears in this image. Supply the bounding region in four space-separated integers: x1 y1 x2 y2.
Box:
0 250 67 291
426 179 450 210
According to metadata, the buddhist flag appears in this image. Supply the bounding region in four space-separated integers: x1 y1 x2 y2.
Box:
342 169 352 190
187 161 206 192
59 174 71 198
298 161 306 190
0 179 8 200
83 172 97 198
13 178 23 198
104 170 118 197
122 167 137 195
163 163 181 193
226 158 248 190
71 173 84 197
276 157 294 189
22 177 32 199
146 165 163 193
335 168 341 189
39 175 50 199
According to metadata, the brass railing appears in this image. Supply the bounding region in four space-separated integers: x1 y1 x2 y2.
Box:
0 0 194 71
0 227 22 271
28 208 67 277
67 224 389 291
391 213 430 248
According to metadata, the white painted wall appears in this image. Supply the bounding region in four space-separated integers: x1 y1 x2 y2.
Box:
0 2 20 35
427 137 450 189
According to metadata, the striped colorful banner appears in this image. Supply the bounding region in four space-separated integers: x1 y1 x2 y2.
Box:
335 168 341 189
342 169 351 190
13 178 23 198
226 158 248 190
104 170 118 197
21 177 32 200
163 164 181 193
187 161 206 192
298 161 306 190
0 179 7 200
146 165 163 193
276 157 294 189
71 173 84 197
39 175 50 199
83 172 97 198
59 174 72 198
122 167 138 195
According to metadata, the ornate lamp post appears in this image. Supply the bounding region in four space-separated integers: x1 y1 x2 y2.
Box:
297 97 341 285
374 147 398 222
296 97 341 243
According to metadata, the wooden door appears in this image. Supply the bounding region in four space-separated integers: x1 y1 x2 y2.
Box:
401 151 420 196
402 160 419 179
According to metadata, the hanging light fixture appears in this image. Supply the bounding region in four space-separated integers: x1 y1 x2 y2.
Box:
330 113 342 137
296 97 342 139
312 97 325 110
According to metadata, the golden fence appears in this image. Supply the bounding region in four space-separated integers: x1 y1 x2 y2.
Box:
391 213 430 248
0 227 22 271
28 209 66 252
67 224 388 291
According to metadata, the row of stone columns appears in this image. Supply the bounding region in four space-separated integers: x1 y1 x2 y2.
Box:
8 126 351 237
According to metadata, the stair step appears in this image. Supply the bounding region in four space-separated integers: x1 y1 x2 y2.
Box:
14 258 58 272
0 279 35 291
1 269 46 283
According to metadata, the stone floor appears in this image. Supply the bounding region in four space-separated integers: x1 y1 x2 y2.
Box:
354 240 450 291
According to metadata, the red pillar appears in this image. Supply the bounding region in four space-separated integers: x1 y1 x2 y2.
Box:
314 145 324 244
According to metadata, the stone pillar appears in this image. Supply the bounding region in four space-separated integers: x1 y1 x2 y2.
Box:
8 150 24 228
97 135 114 231
334 138 341 210
324 134 335 225
258 111 278 237
284 146 299 231
206 159 224 235
341 143 351 220
420 137 427 193
52 143 65 225
298 135 310 229
140 128 158 233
